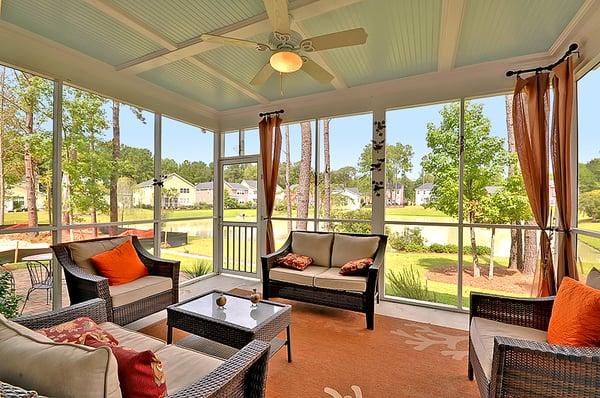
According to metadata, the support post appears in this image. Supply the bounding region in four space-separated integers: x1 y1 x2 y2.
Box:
52 80 63 310
153 113 162 255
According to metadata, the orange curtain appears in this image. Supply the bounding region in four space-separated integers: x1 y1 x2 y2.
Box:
551 58 578 286
259 115 282 254
512 73 556 296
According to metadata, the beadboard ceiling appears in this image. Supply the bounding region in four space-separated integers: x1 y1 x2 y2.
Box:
0 0 596 126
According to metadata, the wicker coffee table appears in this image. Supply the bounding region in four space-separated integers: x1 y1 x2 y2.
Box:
167 290 292 362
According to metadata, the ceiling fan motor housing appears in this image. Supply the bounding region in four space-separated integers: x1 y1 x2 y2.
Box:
270 31 303 51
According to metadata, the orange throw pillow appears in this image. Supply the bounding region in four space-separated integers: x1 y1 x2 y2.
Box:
37 317 119 345
91 240 148 285
277 253 313 270
547 277 600 347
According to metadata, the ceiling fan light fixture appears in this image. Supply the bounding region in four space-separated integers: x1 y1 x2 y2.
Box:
269 51 303 73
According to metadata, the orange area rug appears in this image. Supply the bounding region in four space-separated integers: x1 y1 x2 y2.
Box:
141 292 479 398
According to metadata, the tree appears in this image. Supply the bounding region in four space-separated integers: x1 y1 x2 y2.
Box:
284 125 292 231
161 158 178 175
322 118 331 230
422 102 508 278
580 189 600 220
109 100 120 234
62 88 110 231
296 122 312 230
120 145 153 183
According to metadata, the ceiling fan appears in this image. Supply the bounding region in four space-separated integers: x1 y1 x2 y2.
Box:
200 0 368 86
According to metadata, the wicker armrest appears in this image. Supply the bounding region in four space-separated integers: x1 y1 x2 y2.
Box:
261 234 292 275
470 292 554 331
133 238 180 278
168 340 270 398
491 336 600 397
14 299 108 329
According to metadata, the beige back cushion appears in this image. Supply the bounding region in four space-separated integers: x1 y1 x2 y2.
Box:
586 267 600 290
331 234 380 267
291 232 334 267
0 314 122 398
67 236 132 275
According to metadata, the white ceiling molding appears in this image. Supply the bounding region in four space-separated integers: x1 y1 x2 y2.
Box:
290 20 346 89
0 20 219 130
548 0 598 56
187 57 269 104
116 0 362 74
437 0 465 72
82 0 178 51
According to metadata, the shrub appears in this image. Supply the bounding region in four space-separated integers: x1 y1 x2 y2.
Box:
464 245 491 255
389 227 426 252
0 272 21 319
183 260 213 280
330 209 372 234
387 267 434 301
580 189 600 220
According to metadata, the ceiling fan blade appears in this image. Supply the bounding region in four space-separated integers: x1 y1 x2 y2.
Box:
251 62 275 85
201 34 268 50
263 0 290 33
301 58 334 84
300 28 368 52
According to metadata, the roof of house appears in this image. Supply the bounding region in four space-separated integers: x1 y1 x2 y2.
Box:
225 182 248 191
416 182 434 190
241 180 257 190
136 173 194 189
195 181 214 190
387 183 404 190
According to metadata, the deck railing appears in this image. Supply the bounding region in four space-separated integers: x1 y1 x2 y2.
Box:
222 222 257 275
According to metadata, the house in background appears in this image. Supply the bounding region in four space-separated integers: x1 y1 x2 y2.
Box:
386 183 405 206
225 182 251 203
4 181 46 212
241 180 258 202
415 182 434 206
333 187 361 210
133 173 196 209
195 181 214 205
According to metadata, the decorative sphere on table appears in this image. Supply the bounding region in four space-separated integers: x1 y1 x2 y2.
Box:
250 288 261 306
216 293 227 308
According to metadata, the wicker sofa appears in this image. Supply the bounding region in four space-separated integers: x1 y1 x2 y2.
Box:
261 231 387 330
468 292 600 398
52 236 180 325
0 298 270 398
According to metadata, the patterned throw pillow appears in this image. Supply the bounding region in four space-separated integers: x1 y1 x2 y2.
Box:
277 253 313 270
37 317 119 345
85 335 167 398
339 257 373 276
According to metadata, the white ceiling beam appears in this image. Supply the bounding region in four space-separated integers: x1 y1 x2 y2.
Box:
187 57 269 104
82 0 177 51
548 0 598 56
116 0 363 74
290 20 346 89
84 0 268 104
437 0 465 72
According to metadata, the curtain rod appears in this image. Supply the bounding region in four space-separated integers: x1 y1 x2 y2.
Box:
505 43 579 77
259 109 284 117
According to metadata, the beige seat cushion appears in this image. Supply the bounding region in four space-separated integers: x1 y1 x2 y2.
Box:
155 345 223 395
109 275 172 307
291 232 334 267
331 234 379 267
470 317 547 380
0 314 121 398
313 268 368 292
67 236 132 275
99 322 165 352
586 267 600 290
270 266 329 286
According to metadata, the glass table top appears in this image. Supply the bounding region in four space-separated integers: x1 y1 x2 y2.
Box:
176 292 285 330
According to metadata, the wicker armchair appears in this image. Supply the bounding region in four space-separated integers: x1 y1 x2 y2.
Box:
7 299 270 398
468 292 600 398
52 236 180 325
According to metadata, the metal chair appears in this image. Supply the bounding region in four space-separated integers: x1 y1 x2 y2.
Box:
21 261 53 314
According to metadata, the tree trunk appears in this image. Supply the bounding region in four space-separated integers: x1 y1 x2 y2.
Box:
109 100 120 235
0 66 5 226
469 212 480 278
24 103 39 233
284 125 292 232
322 119 331 231
505 95 524 270
91 208 98 237
488 227 495 279
523 222 538 275
296 122 312 230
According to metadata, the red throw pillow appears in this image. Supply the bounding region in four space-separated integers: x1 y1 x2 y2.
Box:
547 277 600 346
339 257 373 276
91 240 149 285
277 253 313 270
37 317 119 345
84 335 167 398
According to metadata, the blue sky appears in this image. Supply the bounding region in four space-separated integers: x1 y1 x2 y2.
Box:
114 65 599 173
